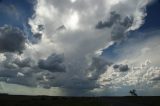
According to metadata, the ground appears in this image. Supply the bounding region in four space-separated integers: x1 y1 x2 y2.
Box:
0 94 159 106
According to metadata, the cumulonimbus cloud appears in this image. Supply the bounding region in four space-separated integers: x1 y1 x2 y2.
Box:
0 0 153 96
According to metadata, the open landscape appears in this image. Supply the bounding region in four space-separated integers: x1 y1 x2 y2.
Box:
0 94 159 106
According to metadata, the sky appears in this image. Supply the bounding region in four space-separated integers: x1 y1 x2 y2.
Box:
0 0 160 96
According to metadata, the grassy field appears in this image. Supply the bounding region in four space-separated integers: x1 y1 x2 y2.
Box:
0 94 159 106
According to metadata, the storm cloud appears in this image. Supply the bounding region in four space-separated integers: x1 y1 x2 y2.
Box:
26 0 152 95
113 64 129 72
0 25 26 53
0 0 154 96
38 54 66 72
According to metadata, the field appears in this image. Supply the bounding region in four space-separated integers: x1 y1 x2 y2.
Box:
0 94 159 106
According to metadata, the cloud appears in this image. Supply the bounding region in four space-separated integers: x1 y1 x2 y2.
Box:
0 0 153 96
95 11 135 42
6 76 37 87
113 64 129 72
26 0 152 95
97 30 160 96
111 16 134 41
0 52 56 88
37 24 44 31
0 52 37 87
38 53 66 72
33 33 42 40
87 56 112 80
0 25 26 53
95 11 121 29
0 68 18 78
95 11 134 42
14 58 33 68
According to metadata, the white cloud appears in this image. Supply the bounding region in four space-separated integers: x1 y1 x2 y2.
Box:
66 11 79 30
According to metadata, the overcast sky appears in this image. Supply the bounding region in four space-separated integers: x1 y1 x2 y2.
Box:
0 0 160 96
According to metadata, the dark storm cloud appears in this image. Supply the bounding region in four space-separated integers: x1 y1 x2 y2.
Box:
119 64 129 72
57 57 110 91
37 25 44 31
113 64 119 69
0 52 38 87
113 64 129 72
33 33 42 40
38 56 112 91
95 12 121 29
38 54 66 72
0 25 26 53
0 52 63 88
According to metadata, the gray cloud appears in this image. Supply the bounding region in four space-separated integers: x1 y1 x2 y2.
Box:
87 57 112 80
121 16 134 28
111 16 133 41
95 12 121 29
0 52 66 88
6 76 37 87
113 64 119 69
0 52 37 87
39 56 111 92
30 32 43 44
14 58 33 68
1 53 34 69
0 68 18 78
119 64 129 72
96 12 134 41
37 25 44 31
33 33 42 40
113 64 129 72
0 25 26 53
38 54 66 72
0 67 37 87
59 57 110 93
